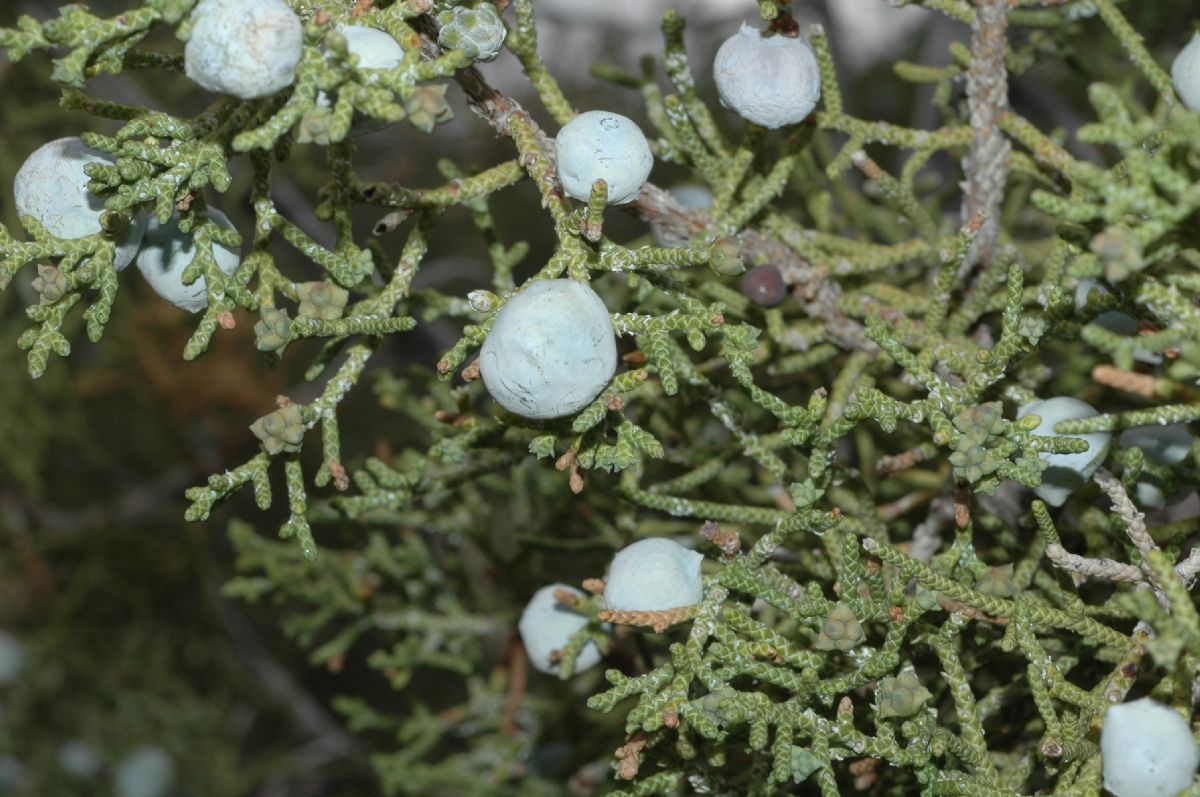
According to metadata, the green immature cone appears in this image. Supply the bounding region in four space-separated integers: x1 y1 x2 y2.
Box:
436 4 507 63
789 747 823 783
249 405 306 456
814 604 865 651
296 281 349 320
876 671 932 718
254 307 293 354
952 402 1004 445
1090 225 1143 283
1017 315 1047 345
30 264 69 304
297 106 336 147
949 445 999 484
976 564 1017 598
405 85 453 134
709 237 745 276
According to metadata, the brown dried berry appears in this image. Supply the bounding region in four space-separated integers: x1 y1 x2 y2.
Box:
740 264 787 307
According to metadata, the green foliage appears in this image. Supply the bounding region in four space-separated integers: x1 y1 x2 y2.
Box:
3 0 1200 795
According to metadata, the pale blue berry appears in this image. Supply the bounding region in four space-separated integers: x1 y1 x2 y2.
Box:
184 0 303 100
113 746 174 797
713 24 821 129
555 111 653 205
479 279 617 419
335 24 405 71
603 538 704 612
135 208 241 314
1101 698 1199 797
14 137 148 270
1119 424 1195 466
518 584 604 675
1172 32 1200 112
1017 397 1111 507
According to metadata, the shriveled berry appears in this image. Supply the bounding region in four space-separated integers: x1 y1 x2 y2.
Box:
740 264 787 307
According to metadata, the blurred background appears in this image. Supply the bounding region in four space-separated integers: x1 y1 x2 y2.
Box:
0 1 1194 795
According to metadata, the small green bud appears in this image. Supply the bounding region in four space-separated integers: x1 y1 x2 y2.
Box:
975 564 1017 598
254 306 292 354
296 281 349 320
437 4 507 63
99 209 129 236
789 747 823 783
297 106 335 146
249 404 306 455
949 445 998 484
710 237 745 276
405 85 453 133
952 402 1004 445
31 264 70 304
1013 413 1043 432
814 604 865 651
1090 225 1143 283
1017 315 1046 345
468 289 498 312
877 671 932 718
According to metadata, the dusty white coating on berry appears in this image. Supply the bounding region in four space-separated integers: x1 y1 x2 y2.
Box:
113 745 175 797
1101 698 1199 797
555 111 653 205
713 24 821 129
1073 279 1160 364
1120 423 1196 509
184 0 303 100
13 137 147 271
315 24 405 134
1017 397 1111 507
518 584 604 675
136 208 241 314
1119 424 1195 466
1172 32 1200 112
334 23 405 71
603 537 705 612
479 279 617 419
